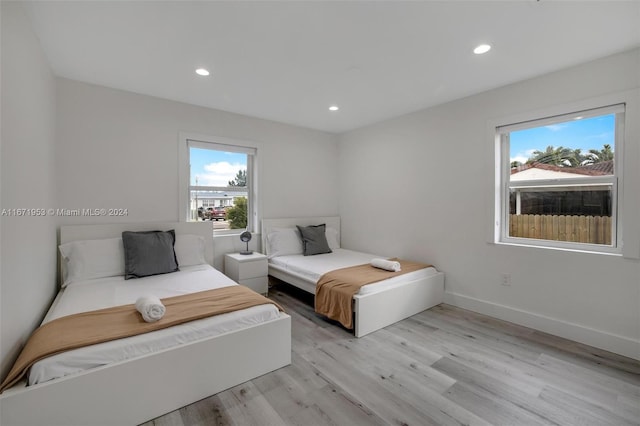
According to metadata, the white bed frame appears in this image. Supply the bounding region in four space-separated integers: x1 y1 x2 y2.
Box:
262 217 444 337
0 222 291 426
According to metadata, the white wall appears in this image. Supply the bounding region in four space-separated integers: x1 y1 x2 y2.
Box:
0 2 58 379
55 78 339 268
338 49 640 359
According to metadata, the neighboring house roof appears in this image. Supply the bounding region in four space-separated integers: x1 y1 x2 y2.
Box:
192 190 248 200
577 160 614 175
511 161 613 181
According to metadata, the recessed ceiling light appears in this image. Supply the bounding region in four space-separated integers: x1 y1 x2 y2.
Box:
473 44 491 55
195 68 210 76
329 105 339 111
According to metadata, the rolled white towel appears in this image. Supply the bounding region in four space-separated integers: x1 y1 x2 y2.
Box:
371 258 401 272
135 296 166 323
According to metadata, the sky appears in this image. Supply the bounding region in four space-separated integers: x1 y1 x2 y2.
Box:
510 114 615 164
190 147 247 187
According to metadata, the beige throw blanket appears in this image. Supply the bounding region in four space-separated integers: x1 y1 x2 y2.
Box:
315 259 432 330
0 285 284 393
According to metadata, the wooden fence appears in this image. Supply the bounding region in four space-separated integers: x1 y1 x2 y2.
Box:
509 214 611 245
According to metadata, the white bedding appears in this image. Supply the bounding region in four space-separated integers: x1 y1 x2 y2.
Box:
30 264 280 386
269 248 438 295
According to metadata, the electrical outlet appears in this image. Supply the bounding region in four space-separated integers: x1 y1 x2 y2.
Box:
501 273 511 286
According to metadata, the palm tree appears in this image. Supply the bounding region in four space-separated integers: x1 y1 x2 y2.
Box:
566 148 586 167
585 144 614 164
529 146 575 167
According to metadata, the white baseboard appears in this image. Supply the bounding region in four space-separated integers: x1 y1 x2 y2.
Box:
444 291 640 361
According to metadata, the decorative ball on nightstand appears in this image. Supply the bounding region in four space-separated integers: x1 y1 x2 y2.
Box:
239 231 253 255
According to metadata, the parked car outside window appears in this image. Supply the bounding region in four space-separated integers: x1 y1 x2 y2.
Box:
211 206 227 221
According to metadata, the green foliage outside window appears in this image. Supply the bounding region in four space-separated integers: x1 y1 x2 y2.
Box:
228 170 247 187
227 197 247 229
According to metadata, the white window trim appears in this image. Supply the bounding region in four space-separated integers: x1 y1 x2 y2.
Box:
500 104 622 254
178 132 261 234
486 89 640 259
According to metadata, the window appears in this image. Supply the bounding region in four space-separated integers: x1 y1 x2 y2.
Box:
179 134 258 234
495 104 624 253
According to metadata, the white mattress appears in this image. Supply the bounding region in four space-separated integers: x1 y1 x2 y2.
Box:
269 248 438 295
29 264 281 386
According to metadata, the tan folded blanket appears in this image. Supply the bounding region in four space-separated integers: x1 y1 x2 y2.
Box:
315 259 431 330
0 285 284 393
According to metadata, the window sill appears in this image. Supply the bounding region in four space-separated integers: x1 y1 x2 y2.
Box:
214 230 246 237
494 239 622 257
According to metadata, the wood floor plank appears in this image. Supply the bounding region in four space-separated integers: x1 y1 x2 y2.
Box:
443 382 551 426
539 385 638 426
284 402 339 426
309 339 491 426
374 327 443 365
218 381 288 426
532 354 640 424
388 321 548 397
526 329 640 377
415 308 546 364
253 351 329 396
249 352 333 423
300 342 442 426
417 321 634 418
429 304 640 379
617 393 640 424
329 336 456 394
433 355 609 426
144 283 640 426
140 410 185 426
299 384 387 426
536 352 640 398
178 394 232 426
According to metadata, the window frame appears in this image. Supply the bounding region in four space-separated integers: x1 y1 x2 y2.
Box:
178 133 260 235
492 103 626 255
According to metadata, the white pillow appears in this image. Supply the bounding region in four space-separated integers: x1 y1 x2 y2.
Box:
59 237 125 287
325 227 340 249
266 228 303 259
174 234 207 267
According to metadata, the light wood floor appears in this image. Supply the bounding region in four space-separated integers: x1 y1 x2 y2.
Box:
142 282 640 426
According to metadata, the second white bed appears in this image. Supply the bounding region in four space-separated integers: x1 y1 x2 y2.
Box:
263 216 445 337
30 264 281 386
269 248 439 295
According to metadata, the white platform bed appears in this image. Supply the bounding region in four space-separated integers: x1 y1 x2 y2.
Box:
0 222 291 426
262 216 444 337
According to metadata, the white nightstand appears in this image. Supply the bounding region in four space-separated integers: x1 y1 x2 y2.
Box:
224 252 269 295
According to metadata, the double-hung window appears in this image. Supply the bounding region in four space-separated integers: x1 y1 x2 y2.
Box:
495 104 625 253
179 134 257 234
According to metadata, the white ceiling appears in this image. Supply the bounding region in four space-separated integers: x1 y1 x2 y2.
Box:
22 1 640 134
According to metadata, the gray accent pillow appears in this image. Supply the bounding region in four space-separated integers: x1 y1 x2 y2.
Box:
122 230 179 279
296 224 332 256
